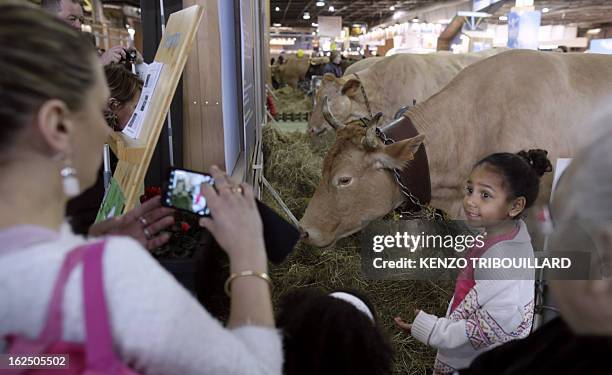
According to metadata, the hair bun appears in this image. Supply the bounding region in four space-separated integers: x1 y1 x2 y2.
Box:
517 149 553 177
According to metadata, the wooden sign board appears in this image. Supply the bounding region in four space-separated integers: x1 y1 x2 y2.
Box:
109 5 204 212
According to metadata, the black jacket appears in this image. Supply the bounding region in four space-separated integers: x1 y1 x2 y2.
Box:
462 317 612 375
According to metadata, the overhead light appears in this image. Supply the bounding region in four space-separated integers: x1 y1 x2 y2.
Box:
587 28 601 34
411 17 420 23
389 6 395 11
542 7 550 13
499 15 508 21
303 12 311 20
392 11 403 20
275 6 280 12
270 38 296 46
328 5 335 12
273 23 281 27
316 1 325 6
312 31 316 35
352 23 361 27
437 18 451 24
311 22 318 27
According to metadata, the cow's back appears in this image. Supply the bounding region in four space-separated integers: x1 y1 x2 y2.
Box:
409 49 612 216
360 52 484 123
344 57 384 75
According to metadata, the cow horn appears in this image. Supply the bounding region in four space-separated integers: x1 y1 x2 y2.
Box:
322 96 344 130
362 119 380 150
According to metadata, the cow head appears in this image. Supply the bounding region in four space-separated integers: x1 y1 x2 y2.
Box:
307 74 372 136
300 114 425 247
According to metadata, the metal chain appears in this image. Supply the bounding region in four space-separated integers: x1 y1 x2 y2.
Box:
375 128 446 222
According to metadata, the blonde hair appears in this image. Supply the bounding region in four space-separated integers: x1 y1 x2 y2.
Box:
0 1 96 148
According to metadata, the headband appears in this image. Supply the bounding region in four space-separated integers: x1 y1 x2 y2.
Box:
329 292 375 322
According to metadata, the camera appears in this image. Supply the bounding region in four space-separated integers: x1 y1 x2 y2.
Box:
119 48 138 69
125 49 137 64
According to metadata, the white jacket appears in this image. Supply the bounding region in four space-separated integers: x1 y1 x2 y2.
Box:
0 224 282 375
411 220 535 374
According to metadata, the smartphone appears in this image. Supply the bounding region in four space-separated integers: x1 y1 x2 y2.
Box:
162 167 299 263
163 167 214 216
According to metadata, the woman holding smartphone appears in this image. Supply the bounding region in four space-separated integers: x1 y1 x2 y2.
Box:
0 3 280 374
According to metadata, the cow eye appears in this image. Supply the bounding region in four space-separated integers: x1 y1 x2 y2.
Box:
337 176 352 186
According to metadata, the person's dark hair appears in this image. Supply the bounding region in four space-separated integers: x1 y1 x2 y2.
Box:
277 288 393 375
105 64 143 104
475 149 553 211
0 2 96 149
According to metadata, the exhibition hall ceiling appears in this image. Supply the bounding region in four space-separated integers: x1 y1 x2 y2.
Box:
271 0 612 28
271 0 456 27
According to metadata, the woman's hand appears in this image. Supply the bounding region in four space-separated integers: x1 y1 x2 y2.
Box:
88 196 174 250
198 166 266 265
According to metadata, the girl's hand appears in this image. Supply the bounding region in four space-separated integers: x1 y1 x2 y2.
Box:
394 316 412 335
394 309 421 335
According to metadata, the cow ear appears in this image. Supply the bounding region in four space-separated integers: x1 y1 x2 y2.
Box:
370 134 425 170
341 78 361 98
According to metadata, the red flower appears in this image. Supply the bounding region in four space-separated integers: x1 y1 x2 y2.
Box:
181 222 191 232
140 186 162 203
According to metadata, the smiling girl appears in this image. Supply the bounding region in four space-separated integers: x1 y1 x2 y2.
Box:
395 149 552 374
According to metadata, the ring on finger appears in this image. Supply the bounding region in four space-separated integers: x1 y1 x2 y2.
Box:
138 216 148 227
143 228 152 239
230 186 243 194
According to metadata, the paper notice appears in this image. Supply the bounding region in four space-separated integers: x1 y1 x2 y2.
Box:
123 62 164 139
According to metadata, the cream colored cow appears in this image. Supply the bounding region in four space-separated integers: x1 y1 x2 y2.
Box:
307 52 492 135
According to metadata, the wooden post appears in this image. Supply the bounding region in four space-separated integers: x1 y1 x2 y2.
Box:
110 5 204 211
182 0 226 173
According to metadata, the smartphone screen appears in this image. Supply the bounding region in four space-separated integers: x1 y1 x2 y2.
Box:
163 168 214 216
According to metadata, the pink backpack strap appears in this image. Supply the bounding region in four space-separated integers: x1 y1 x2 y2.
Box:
82 241 122 371
38 245 88 342
36 240 122 371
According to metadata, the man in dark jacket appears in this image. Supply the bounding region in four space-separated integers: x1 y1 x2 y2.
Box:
322 51 343 78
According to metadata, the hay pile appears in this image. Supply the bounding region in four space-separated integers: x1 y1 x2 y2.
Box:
262 124 453 374
272 86 313 114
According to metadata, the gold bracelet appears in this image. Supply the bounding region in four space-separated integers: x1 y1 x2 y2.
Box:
224 270 272 296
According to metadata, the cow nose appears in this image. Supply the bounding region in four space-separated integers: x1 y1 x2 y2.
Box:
299 226 309 240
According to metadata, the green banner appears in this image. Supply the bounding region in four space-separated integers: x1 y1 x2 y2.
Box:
95 178 125 223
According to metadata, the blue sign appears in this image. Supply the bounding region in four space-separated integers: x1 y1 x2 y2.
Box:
589 39 612 54
507 10 541 50
507 12 520 48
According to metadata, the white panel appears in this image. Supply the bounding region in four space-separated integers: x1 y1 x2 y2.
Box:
318 16 342 37
219 0 240 174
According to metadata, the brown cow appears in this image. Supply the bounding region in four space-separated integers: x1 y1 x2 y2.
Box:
271 56 311 89
300 50 612 247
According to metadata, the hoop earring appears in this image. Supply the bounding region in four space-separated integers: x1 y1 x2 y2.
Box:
60 159 80 197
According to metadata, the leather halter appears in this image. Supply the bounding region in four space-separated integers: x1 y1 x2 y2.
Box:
352 73 373 118
378 115 433 215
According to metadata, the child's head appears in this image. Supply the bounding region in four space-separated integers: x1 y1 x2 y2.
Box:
464 149 552 227
277 288 393 375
